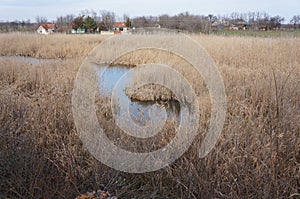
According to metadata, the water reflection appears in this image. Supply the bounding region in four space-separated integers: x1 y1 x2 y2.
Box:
97 65 180 126
0 56 64 64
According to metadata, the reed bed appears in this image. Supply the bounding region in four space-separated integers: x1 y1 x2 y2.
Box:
0 33 299 198
0 33 107 58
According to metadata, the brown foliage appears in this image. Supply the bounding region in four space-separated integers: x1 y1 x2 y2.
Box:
0 33 299 198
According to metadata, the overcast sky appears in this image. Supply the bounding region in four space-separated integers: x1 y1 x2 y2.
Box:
0 0 299 22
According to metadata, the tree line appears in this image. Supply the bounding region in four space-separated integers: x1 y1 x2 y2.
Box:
0 10 299 33
132 12 297 32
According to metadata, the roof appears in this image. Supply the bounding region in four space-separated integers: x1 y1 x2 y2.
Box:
113 22 126 28
39 23 56 30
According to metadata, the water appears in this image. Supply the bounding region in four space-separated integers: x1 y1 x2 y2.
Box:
0 56 64 64
96 64 180 127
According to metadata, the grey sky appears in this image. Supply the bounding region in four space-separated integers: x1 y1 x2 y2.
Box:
0 0 299 22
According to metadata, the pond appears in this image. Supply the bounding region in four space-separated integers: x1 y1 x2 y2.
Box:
96 64 181 127
0 56 64 64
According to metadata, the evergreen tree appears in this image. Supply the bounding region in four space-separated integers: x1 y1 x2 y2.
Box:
83 16 97 32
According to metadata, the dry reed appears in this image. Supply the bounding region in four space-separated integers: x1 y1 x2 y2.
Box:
0 33 299 198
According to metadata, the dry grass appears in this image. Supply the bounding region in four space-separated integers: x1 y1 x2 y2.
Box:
0 32 107 58
0 33 299 198
117 48 205 101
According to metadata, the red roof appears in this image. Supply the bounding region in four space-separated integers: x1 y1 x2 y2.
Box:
113 22 126 28
40 23 56 30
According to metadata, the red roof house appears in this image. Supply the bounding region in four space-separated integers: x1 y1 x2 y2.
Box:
36 23 57 35
113 22 130 34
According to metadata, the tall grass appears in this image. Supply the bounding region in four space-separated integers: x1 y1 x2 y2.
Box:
214 29 300 38
0 33 107 58
0 33 299 198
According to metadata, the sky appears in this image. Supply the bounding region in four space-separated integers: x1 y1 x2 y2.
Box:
0 0 299 23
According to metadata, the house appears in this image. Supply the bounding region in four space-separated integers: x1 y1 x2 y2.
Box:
235 21 250 30
154 24 161 28
36 23 57 35
71 28 86 34
229 24 239 30
113 22 130 34
226 22 250 31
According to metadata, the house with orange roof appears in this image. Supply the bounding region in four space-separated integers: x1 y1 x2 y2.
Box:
36 23 57 35
113 22 130 34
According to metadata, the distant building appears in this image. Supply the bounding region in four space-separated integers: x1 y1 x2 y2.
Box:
113 22 130 34
71 28 86 34
100 31 114 35
154 24 161 28
229 24 239 30
212 20 250 31
36 23 57 35
235 21 250 30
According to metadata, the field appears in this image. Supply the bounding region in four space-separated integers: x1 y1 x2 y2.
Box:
214 29 300 38
0 32 299 198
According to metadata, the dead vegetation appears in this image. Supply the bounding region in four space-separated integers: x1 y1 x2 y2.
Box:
0 33 107 58
114 48 206 102
0 33 299 198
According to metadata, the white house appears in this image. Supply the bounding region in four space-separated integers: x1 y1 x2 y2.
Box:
113 22 131 34
36 23 57 35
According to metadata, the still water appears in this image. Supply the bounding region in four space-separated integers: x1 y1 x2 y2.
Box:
97 65 180 126
0 56 64 64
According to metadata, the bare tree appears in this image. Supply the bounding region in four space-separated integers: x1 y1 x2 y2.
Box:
290 15 300 29
35 16 48 24
99 10 116 31
56 14 75 32
123 14 132 27
80 9 99 23
0 20 35 32
157 12 209 33
72 16 84 31
132 16 158 28
269 16 284 30
158 14 170 28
